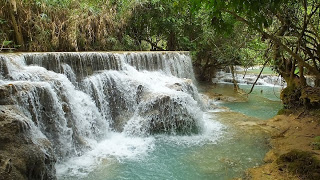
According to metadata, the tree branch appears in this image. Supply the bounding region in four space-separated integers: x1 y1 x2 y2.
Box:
225 10 320 79
247 59 270 94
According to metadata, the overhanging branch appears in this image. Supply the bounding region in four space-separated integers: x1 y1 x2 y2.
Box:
225 10 320 79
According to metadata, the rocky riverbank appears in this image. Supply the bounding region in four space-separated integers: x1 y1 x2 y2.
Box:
200 83 320 180
245 111 320 180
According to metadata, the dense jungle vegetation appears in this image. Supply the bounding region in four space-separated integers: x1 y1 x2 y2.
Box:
1 0 320 109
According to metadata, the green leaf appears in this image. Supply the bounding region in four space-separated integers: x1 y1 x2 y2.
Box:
0 18 6 24
2 41 12 46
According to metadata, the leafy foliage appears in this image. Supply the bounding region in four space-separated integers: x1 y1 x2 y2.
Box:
192 0 320 107
4 0 320 108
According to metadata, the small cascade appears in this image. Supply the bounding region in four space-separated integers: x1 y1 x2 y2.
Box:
213 69 286 87
0 51 208 174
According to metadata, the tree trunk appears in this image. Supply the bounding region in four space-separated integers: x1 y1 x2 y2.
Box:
298 63 307 86
315 79 320 87
167 31 176 51
8 0 24 49
230 65 239 92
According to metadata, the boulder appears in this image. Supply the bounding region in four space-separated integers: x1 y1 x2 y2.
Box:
0 106 56 180
134 94 200 135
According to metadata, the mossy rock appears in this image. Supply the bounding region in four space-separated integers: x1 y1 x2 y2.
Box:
311 136 320 150
314 136 320 142
277 108 293 115
280 86 302 109
311 142 320 150
277 150 320 180
281 86 320 109
300 87 320 109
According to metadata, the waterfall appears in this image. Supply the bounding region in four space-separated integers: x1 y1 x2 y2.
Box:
0 52 206 165
0 52 226 180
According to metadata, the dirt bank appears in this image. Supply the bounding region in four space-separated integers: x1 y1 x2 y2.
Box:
246 112 320 180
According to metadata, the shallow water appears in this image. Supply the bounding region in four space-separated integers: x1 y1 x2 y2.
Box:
211 83 283 120
57 83 274 180
58 115 269 180
82 134 268 180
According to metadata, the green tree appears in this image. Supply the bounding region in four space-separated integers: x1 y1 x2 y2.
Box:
125 0 196 51
193 0 320 108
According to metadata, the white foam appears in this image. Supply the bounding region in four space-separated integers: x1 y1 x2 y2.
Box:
156 113 225 146
56 113 224 179
213 71 286 87
56 132 155 178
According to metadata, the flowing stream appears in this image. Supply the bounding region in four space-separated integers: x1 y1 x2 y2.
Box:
0 52 277 179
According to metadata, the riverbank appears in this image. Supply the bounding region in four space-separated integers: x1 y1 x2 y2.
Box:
200 83 320 180
245 111 320 180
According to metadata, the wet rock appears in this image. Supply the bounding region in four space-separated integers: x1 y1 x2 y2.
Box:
136 85 144 104
0 56 9 78
0 106 56 180
135 94 199 135
0 82 89 161
0 84 18 105
167 83 183 91
166 79 193 92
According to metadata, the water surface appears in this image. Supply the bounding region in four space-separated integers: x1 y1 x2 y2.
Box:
58 83 274 180
210 83 283 120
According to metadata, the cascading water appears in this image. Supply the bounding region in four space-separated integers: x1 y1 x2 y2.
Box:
212 69 286 87
0 52 225 179
211 68 283 120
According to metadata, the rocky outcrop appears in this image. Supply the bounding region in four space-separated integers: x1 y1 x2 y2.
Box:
0 106 56 180
247 113 320 180
119 78 203 135
300 87 320 108
138 94 199 135
280 86 320 109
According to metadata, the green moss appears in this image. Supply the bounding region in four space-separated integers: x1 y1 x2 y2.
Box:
311 136 320 150
311 142 320 150
277 108 292 115
277 150 320 180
